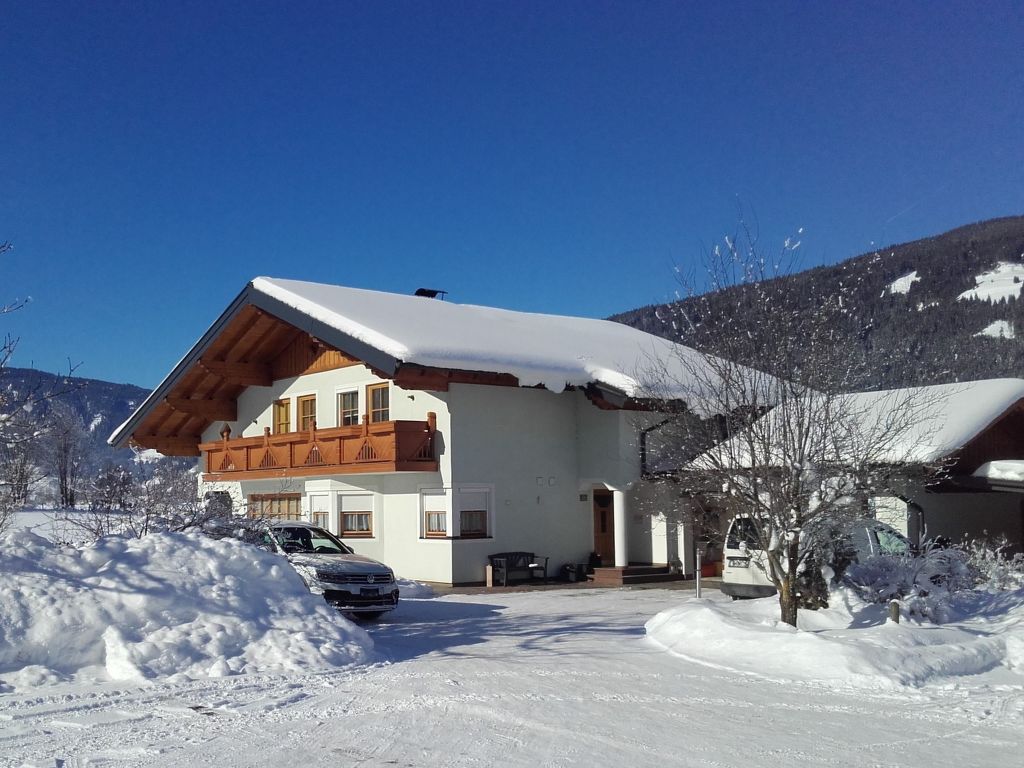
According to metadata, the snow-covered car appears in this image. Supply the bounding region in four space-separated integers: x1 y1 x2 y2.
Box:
720 516 911 599
265 521 399 618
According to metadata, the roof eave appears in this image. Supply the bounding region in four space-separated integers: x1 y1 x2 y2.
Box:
107 282 401 449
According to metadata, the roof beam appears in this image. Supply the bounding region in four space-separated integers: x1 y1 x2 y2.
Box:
199 359 273 387
165 397 237 421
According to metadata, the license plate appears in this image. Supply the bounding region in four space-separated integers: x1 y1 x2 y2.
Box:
360 587 379 596
727 557 749 568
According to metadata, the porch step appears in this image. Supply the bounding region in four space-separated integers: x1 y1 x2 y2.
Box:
589 565 686 586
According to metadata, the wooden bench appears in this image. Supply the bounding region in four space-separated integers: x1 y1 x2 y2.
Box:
488 552 549 586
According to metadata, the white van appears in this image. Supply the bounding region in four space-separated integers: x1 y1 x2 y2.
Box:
720 515 911 599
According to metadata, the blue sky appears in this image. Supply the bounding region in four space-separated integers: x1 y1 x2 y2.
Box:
2 1 1022 388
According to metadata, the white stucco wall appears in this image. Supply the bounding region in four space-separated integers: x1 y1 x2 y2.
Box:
199 368 683 583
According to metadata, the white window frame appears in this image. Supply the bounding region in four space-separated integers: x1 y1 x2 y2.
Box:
420 488 450 539
335 388 361 427
453 485 494 539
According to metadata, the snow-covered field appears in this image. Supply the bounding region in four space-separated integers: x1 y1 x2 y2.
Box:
957 261 1024 302
2 546 1023 767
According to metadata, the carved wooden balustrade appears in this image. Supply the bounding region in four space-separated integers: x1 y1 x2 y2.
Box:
199 412 438 480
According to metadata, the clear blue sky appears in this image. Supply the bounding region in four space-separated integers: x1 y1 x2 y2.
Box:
2 1 1022 388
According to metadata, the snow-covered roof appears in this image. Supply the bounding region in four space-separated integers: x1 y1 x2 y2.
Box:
692 378 1024 470
109 277 738 448
248 277 711 398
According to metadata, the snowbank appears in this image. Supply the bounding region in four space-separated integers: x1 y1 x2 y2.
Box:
0 530 372 690
646 589 1024 689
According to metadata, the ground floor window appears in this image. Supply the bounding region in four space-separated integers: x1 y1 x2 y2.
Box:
249 493 302 520
339 493 374 537
421 489 448 538
456 488 491 538
420 487 492 538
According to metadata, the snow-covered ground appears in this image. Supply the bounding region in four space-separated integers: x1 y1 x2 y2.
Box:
885 270 920 295
976 319 1016 340
2 575 1023 766
957 261 1024 302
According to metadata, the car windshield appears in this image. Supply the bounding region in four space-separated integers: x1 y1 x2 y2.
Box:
272 526 354 555
726 517 761 550
875 527 910 556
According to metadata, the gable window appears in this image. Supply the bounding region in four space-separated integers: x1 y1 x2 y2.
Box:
421 489 448 538
249 493 301 520
297 394 317 431
340 493 374 537
337 390 359 426
456 488 491 538
368 383 389 423
272 399 291 434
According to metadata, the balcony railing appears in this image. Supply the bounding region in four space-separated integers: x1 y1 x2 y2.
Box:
199 412 438 480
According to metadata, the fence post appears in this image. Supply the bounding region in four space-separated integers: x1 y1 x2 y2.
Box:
888 600 900 623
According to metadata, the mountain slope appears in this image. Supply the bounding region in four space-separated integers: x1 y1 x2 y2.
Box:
613 215 1024 389
0 367 150 465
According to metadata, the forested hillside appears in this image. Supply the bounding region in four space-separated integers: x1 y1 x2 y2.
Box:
613 216 1024 389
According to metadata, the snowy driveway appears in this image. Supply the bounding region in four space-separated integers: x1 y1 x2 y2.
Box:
3 587 1022 767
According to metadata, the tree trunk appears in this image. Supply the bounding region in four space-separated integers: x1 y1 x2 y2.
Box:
778 578 798 627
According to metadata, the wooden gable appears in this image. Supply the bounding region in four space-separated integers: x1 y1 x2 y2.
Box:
129 306 362 456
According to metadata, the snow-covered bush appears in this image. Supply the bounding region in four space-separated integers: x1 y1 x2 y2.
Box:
843 541 975 621
966 536 1024 591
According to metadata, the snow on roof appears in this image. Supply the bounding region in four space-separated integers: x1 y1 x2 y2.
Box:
957 261 1024 302
251 277 717 400
973 460 1024 482
693 378 1024 469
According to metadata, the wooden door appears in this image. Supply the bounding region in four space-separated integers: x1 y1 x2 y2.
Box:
592 490 615 566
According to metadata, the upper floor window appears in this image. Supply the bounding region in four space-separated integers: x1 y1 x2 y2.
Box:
368 383 389 423
272 399 290 434
297 394 317 431
338 390 359 426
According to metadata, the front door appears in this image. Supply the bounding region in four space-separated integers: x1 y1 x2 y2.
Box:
592 490 615 566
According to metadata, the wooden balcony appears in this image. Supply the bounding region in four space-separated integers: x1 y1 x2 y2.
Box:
199 413 438 481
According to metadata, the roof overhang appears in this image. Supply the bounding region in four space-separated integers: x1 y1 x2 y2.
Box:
108 282 401 452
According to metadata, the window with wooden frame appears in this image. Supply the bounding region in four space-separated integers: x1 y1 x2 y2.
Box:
272 399 291 434
339 493 373 537
367 383 389 423
421 489 448 538
248 493 302 520
297 394 317 431
310 495 330 530
456 488 490 538
337 390 359 426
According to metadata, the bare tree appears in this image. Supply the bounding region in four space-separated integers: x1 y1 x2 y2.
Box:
642 223 947 626
64 459 223 540
0 240 82 531
47 401 90 508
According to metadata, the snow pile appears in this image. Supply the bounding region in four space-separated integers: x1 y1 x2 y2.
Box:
884 270 920 295
975 320 1016 339
646 589 1024 689
396 577 436 598
957 261 1024 302
0 530 372 690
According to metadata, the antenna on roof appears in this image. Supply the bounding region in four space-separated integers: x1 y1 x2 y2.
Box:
414 288 448 300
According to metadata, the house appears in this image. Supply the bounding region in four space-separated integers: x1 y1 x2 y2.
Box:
682 379 1024 552
109 277 731 585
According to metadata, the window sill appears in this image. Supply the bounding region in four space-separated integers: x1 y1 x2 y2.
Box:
420 536 493 541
